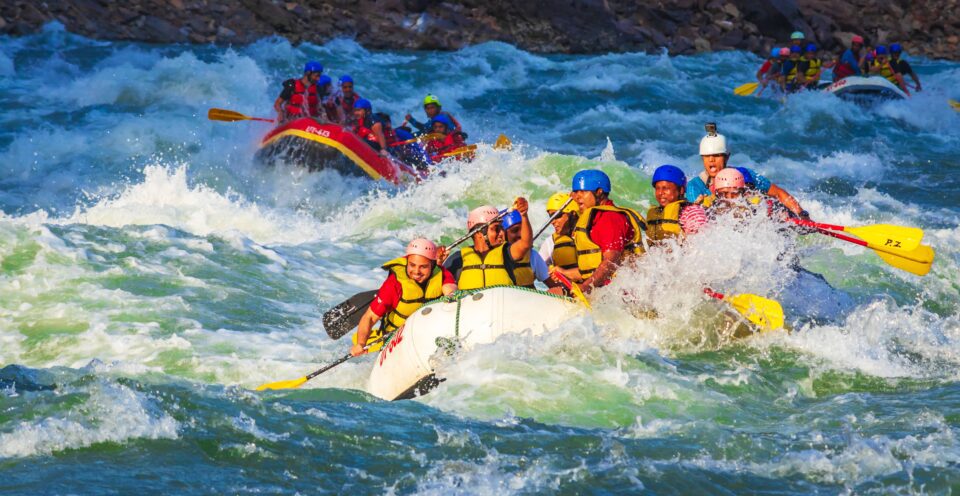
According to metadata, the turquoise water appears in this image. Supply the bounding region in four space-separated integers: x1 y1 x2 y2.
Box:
2 23 960 494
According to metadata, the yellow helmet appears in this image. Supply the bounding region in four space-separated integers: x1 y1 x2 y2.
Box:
546 192 577 214
423 94 441 106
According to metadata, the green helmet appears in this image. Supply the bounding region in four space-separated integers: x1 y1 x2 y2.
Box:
423 94 441 106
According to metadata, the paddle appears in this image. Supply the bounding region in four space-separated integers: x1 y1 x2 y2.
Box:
703 288 784 331
734 82 759 96
949 99 960 112
320 209 510 339
322 289 379 339
254 337 385 391
789 218 923 252
207 108 275 123
434 144 478 160
552 271 591 309
494 134 513 150
533 196 574 241
391 133 443 147
812 227 934 276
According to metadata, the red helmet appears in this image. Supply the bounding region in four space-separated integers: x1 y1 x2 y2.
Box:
405 238 438 261
851 35 864 44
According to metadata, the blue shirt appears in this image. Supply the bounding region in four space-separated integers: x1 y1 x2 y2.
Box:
839 49 862 76
685 167 772 203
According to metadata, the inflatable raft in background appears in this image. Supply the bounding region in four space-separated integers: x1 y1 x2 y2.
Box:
255 117 424 184
821 76 909 103
368 286 584 401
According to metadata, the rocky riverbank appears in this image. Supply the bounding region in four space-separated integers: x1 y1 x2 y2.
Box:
2 0 958 60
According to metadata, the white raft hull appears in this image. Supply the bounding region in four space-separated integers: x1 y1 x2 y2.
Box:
822 76 908 102
368 286 584 401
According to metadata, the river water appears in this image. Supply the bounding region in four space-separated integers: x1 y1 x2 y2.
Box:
2 24 959 494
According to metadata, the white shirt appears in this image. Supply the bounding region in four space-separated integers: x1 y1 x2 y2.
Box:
538 237 555 266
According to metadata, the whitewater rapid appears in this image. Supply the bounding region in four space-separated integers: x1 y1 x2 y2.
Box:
1 22 959 494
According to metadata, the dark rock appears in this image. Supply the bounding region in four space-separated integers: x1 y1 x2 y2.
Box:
0 0 956 60
141 15 183 43
718 28 744 47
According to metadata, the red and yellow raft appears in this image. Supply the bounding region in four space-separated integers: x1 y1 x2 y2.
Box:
255 118 424 184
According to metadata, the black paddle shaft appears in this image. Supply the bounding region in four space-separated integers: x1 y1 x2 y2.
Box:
533 197 573 241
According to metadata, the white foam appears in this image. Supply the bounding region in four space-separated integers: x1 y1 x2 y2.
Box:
0 381 178 458
60 165 323 245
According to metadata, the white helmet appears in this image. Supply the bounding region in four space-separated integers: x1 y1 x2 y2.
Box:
699 133 728 156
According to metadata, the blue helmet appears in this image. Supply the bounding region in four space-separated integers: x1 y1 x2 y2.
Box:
500 210 522 230
735 167 755 187
353 98 372 111
651 165 686 188
770 47 780 58
304 61 323 74
430 114 454 130
339 75 354 85
318 75 332 87
805 43 817 52
571 170 611 193
890 43 902 53
875 45 888 55
790 45 802 54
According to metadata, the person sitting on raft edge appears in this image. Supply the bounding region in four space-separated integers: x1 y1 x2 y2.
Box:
423 115 467 162
686 123 809 219
351 238 457 356
438 199 533 291
552 170 646 295
646 165 708 244
538 192 581 279
351 98 391 158
500 209 557 289
273 61 323 123
406 94 463 135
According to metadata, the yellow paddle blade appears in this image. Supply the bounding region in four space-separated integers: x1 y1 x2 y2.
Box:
949 99 960 111
438 144 478 158
867 242 935 265
875 244 935 276
846 224 923 252
725 293 784 331
255 376 308 391
734 82 759 96
570 283 592 309
494 134 513 150
207 108 251 122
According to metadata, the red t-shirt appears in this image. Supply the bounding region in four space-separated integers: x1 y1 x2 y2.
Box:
589 199 635 252
369 268 455 317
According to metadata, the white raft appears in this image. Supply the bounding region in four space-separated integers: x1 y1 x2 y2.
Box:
822 76 908 102
368 286 584 401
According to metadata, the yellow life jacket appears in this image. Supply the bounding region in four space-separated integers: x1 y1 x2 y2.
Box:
646 200 690 241
872 59 898 84
572 204 646 280
787 61 799 82
551 233 578 270
803 57 822 79
512 252 535 288
379 257 444 335
457 244 516 290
